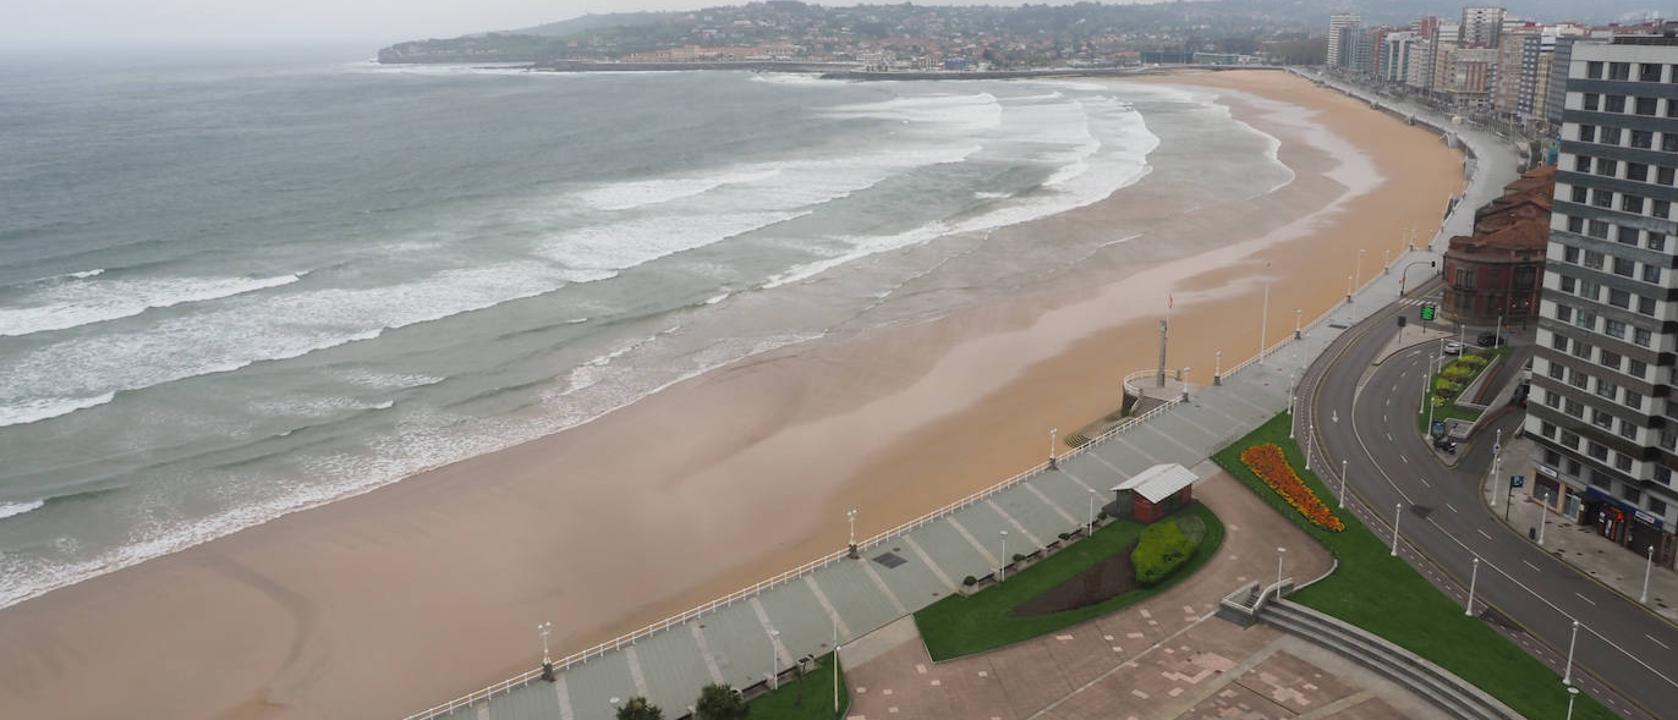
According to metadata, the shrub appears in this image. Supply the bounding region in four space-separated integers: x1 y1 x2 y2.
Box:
1131 519 1199 586
1057 532 1071 541
1458 354 1489 368
1239 443 1345 532
1441 365 1473 382
695 684 746 720
617 697 663 720
963 575 977 587
1012 552 1027 563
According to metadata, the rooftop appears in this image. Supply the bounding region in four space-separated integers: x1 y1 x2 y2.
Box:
1112 463 1198 503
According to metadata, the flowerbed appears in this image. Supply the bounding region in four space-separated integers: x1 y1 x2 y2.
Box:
1239 443 1345 532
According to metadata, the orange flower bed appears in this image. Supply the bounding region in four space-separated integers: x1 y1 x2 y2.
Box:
1239 443 1345 532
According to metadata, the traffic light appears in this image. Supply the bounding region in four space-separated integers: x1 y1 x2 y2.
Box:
1420 303 1436 321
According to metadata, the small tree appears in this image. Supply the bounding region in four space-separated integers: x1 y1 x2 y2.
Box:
617 696 663 720
695 683 748 720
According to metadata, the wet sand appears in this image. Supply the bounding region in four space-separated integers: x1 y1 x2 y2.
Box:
0 70 1465 719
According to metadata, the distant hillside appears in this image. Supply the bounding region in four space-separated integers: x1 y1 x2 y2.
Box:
375 0 1668 66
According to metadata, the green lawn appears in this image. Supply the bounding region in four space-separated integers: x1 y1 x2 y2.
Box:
750 652 849 720
1214 413 1615 720
914 503 1225 660
1414 346 1509 435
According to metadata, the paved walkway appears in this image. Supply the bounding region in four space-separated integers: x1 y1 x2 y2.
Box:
1488 437 1678 623
843 471 1347 720
411 72 1521 720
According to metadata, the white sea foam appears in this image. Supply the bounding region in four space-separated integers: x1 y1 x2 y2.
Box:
822 92 1003 132
0 263 610 425
749 73 847 87
0 392 116 427
0 499 46 521
0 273 304 338
576 167 785 211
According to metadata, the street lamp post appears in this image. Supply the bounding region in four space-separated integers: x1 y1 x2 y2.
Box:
1259 280 1270 364
1304 422 1314 471
1181 366 1190 401
847 508 859 559
1049 427 1058 467
1087 489 1098 535
1537 492 1549 546
1339 459 1348 509
998 530 1009 581
1383 247 1391 274
768 629 781 690
1642 544 1655 604
1294 308 1302 339
1276 547 1286 590
1565 685 1580 720
539 621 555 681
1563 620 1580 685
1214 351 1222 386
1391 503 1403 557
1465 557 1480 616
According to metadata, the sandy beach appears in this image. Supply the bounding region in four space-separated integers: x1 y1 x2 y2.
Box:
0 70 1465 719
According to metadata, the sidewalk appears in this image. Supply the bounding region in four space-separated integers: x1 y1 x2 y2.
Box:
1483 436 1678 623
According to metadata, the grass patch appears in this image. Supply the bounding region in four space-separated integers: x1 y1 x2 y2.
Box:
1413 347 1508 435
750 652 848 720
914 503 1224 660
1213 412 1615 720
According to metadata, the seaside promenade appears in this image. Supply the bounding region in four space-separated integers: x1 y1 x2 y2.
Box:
410 75 1521 720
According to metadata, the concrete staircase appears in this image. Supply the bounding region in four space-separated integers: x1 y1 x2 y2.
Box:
1259 599 1521 720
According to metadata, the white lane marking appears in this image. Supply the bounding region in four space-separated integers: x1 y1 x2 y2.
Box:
1523 560 1542 573
1478 529 1494 540
1575 593 1598 607
1446 502 1459 513
1419 477 1432 488
1399 454 1409 464
1386 431 1393 441
1647 634 1671 650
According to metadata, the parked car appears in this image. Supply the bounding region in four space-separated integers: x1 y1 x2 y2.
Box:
1476 331 1505 347
1442 340 1464 355
1433 435 1458 454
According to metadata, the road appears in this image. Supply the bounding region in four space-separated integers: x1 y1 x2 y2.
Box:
1301 283 1678 720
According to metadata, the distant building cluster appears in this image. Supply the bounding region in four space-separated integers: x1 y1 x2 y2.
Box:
1324 8 1671 134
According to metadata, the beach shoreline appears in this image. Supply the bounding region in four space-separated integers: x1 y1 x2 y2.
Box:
0 70 1466 720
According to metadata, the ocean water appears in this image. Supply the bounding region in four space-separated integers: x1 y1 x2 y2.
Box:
0 50 1293 608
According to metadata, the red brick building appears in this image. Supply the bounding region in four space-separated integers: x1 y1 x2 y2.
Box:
1441 165 1554 325
1111 463 1196 524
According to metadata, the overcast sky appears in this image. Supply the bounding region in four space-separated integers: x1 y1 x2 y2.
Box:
4 0 1068 49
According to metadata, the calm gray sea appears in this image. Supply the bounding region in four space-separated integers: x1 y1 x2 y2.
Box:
0 48 1289 607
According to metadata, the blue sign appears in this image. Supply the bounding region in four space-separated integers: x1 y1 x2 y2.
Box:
1510 475 1525 489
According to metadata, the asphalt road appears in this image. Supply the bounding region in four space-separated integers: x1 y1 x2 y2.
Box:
1301 283 1678 720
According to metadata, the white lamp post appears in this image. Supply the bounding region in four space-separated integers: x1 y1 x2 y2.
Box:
1565 685 1580 720
1294 308 1302 339
1537 492 1549 546
1641 545 1654 604
1304 422 1314 471
538 622 552 665
1087 489 1097 535
1214 350 1222 385
847 508 859 558
1563 620 1580 685
1049 427 1058 465
1276 547 1286 589
1339 459 1348 509
768 629 781 690
998 530 1009 581
1465 557 1480 616
1259 279 1270 363
1391 503 1403 557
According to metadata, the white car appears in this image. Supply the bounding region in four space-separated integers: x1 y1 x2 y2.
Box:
1443 340 1465 356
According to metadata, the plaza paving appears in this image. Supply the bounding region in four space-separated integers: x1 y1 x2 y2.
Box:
412 72 1520 720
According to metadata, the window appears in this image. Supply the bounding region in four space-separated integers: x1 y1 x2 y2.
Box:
1597 158 1619 176
1660 167 1676 186
1587 61 1604 80
1626 390 1644 411
1641 63 1664 83
1657 467 1673 487
1571 364 1591 385
1624 484 1641 502
1621 420 1638 440
1637 97 1659 116
1584 93 1600 111
1592 409 1614 429
1548 355 1568 376
1644 264 1662 283
1584 250 1605 269
1601 349 1623 369
1567 398 1586 416
1588 220 1611 239
1560 276 1577 294
1593 189 1614 208
1639 296 1657 315
1655 200 1672 219
1632 130 1654 149
1666 133 1678 153
1609 62 1631 81
1588 442 1610 461
1651 498 1669 516
1618 455 1635 472
1546 388 1564 407
1515 267 1536 290
1591 469 1613 488
1581 280 1602 301
1635 328 1652 347
1551 328 1571 349
1580 125 1598 142
1545 447 1562 464
1617 226 1639 245
1628 163 1650 182
1609 288 1631 309
1606 95 1627 113
1604 127 1623 145
1571 185 1588 202
1455 268 1474 289
1598 378 1620 399
1623 195 1645 214
1605 318 1628 339
1629 358 1649 379
1665 429 1678 451
1614 257 1636 277
1649 234 1667 252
